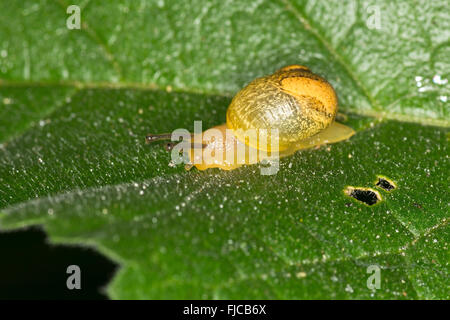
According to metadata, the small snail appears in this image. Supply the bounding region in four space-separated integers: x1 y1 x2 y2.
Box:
146 65 355 171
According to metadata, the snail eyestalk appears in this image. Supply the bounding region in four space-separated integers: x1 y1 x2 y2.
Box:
145 133 207 149
164 142 176 151
145 133 172 144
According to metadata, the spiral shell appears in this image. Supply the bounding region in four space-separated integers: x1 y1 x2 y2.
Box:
226 65 338 151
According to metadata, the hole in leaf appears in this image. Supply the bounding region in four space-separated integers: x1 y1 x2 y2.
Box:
345 187 381 206
375 176 396 192
0 226 118 299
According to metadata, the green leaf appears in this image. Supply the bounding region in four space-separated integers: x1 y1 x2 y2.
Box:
0 0 448 299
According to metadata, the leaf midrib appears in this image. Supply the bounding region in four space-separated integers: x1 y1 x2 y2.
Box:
1 80 448 128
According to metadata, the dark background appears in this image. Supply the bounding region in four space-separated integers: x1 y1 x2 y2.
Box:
0 227 117 299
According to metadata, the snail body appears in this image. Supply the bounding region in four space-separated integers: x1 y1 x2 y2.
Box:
147 65 355 171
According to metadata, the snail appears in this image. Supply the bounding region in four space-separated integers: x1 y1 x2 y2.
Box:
146 65 355 171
